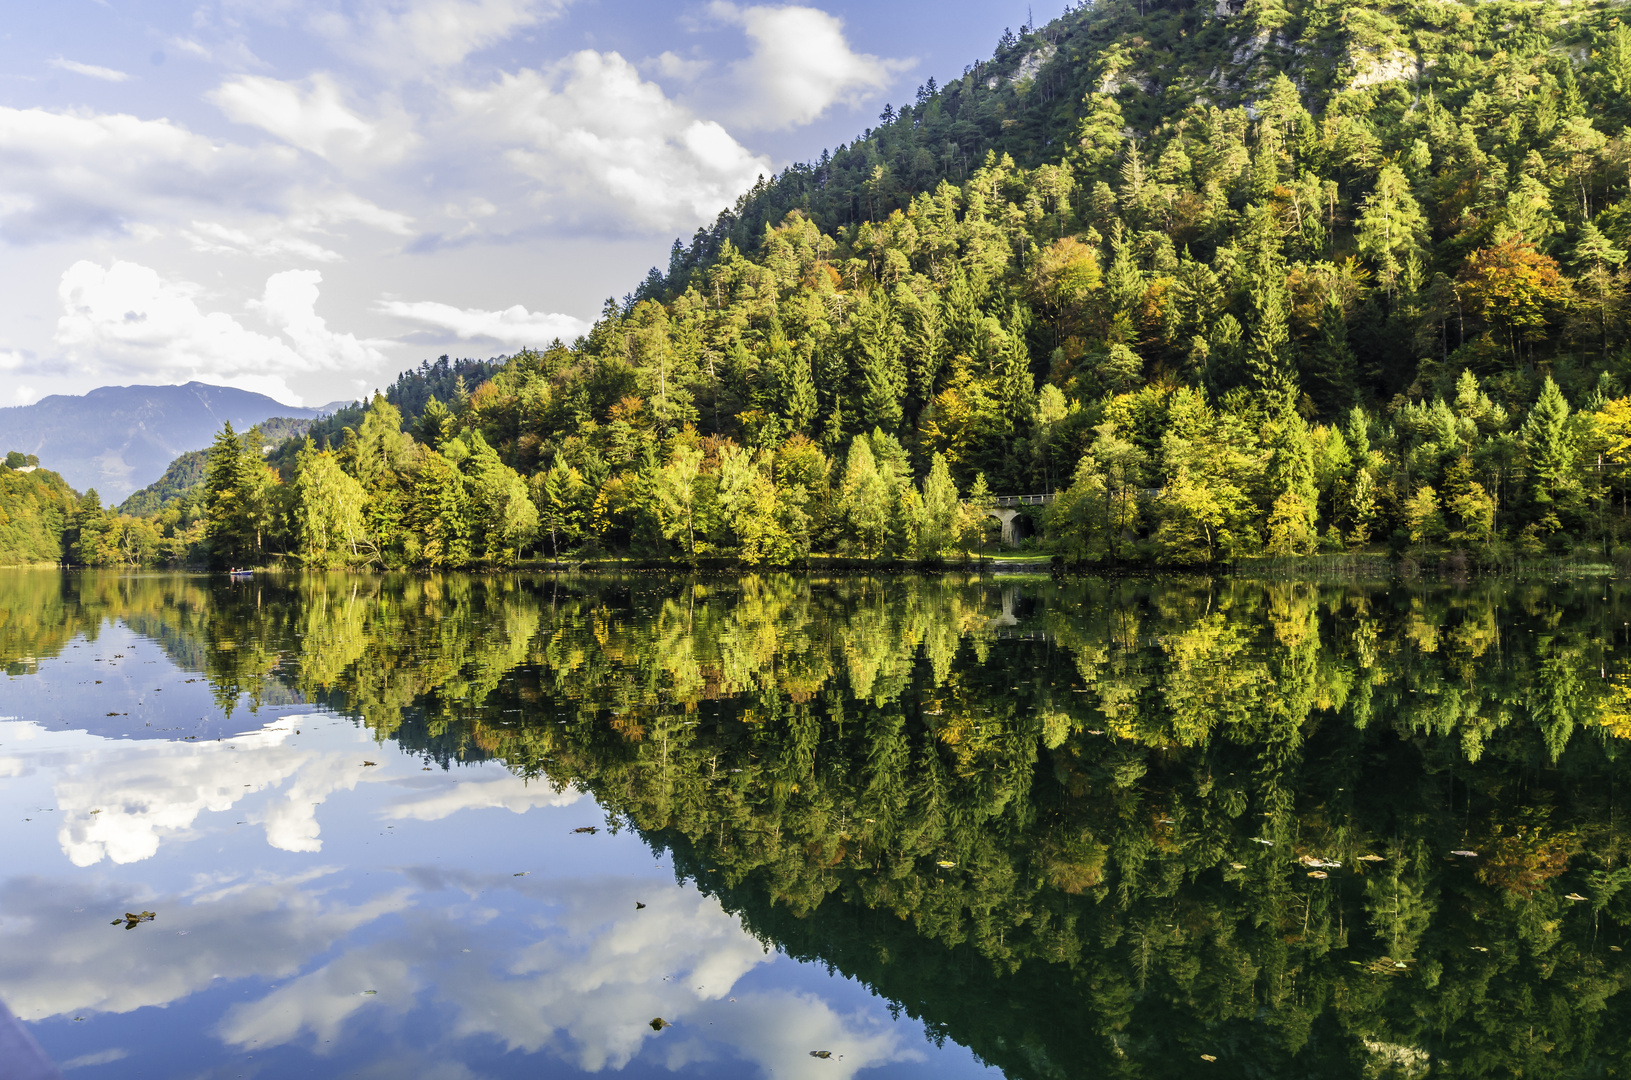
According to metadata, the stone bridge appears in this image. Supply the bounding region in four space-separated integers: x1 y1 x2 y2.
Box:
982 493 1056 546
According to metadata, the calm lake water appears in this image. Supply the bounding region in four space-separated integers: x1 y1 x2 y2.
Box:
3 570 1630 1079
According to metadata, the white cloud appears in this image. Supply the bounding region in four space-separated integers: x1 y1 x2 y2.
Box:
0 872 411 1021
49 58 130 82
383 772 583 820
318 0 566 71
183 220 344 262
453 52 769 231
650 51 712 82
709 3 911 130
0 105 297 244
211 74 417 164
378 299 589 347
53 261 390 404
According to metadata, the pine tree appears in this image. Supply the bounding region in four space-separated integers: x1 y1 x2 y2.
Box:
1243 247 1297 412
854 288 906 432
918 452 960 557
1521 376 1578 532
783 343 817 434
203 423 254 567
1301 290 1357 417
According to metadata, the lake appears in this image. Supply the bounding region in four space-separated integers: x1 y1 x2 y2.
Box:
2 569 1629 1078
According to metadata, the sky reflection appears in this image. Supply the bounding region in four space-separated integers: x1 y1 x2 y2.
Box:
0 635 991 1079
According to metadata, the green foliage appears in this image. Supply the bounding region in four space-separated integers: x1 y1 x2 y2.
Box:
16 571 1631 1076
0 466 74 565
68 0 1631 565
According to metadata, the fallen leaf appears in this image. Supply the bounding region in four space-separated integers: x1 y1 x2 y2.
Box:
649 1018 671 1031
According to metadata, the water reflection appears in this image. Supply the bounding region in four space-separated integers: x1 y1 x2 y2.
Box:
3 569 1631 1077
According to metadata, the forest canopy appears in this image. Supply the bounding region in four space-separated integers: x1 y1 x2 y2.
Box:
18 0 1631 568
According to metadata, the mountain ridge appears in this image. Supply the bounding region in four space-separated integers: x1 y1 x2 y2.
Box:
0 382 325 501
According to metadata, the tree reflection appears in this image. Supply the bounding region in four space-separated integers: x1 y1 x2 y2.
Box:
7 568 1631 1077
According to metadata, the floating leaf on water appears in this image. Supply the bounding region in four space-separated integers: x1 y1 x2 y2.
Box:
649 1017 670 1031
573 826 599 835
1307 871 1329 880
810 1050 833 1059
636 902 646 909
1565 893 1588 901
1449 850 1479 857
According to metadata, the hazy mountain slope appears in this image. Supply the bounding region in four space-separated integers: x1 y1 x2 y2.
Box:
0 383 322 501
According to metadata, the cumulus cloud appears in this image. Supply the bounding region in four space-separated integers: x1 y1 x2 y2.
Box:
315 0 566 71
211 74 417 164
453 51 769 231
49 58 130 82
0 106 296 244
383 771 583 820
0 872 411 1021
709 3 911 130
45 720 366 864
378 299 589 348
53 261 389 403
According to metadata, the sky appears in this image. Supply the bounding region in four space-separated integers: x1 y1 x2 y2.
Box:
0 0 1041 408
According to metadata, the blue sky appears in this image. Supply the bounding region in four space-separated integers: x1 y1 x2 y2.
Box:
0 0 1040 407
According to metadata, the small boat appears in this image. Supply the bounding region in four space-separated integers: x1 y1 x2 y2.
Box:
226 568 254 578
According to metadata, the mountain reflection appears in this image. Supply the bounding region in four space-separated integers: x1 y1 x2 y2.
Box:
6 568 1631 1078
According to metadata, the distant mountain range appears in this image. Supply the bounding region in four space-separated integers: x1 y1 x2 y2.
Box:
0 383 350 502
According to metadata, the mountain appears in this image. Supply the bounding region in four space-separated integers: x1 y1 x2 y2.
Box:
0 383 326 502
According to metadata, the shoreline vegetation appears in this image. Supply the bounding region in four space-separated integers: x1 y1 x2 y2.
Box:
11 5 1631 573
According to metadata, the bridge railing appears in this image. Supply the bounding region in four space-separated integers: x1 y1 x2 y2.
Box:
986 494 1058 507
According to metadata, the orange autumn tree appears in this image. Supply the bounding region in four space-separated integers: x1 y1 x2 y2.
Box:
1457 238 1572 361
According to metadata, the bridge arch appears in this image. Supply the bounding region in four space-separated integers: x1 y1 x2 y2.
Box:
980 494 1057 546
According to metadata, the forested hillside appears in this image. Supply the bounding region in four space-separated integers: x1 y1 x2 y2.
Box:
53 0 1631 567
0 458 76 566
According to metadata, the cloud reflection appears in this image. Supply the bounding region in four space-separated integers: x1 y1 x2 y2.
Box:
20 717 576 865
217 871 921 1078
42 719 375 863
